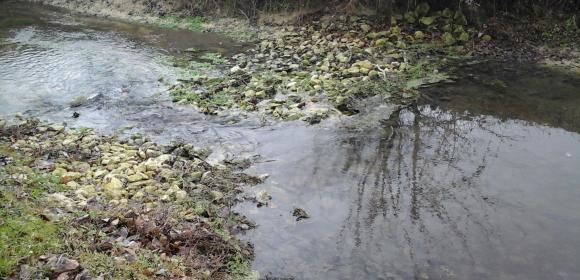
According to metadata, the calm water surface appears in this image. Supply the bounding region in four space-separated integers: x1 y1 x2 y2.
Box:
1 3 580 280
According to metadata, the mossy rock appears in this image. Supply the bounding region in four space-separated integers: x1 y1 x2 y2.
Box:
457 31 470 42
404 12 417 24
419 16 438 26
442 32 456 45
390 26 401 36
414 31 426 40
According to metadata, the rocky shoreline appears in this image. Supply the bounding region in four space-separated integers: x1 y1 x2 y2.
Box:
0 117 260 279
26 1 579 125
164 11 578 123
168 11 489 122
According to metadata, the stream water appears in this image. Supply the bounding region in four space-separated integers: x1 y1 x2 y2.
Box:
1 3 580 280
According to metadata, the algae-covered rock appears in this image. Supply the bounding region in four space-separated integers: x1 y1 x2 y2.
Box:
442 32 456 45
419 16 437 26
414 31 426 40
404 11 416 24
336 52 350 63
353 60 374 70
375 38 389 46
457 31 470 42
127 172 148 183
103 175 124 198
211 190 224 201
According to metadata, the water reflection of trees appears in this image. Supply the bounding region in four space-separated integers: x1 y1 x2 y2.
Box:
335 105 510 278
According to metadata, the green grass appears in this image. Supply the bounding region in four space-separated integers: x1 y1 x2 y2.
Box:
227 254 253 280
77 252 172 280
157 15 206 31
0 192 61 277
171 88 235 110
0 146 65 277
199 52 227 64
27 173 66 199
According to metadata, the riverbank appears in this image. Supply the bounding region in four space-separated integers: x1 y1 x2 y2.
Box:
0 117 260 279
27 0 261 41
26 1 580 122
166 12 578 123
1 1 579 279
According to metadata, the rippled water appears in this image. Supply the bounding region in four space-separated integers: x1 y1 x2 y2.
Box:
1 3 580 280
0 2 252 151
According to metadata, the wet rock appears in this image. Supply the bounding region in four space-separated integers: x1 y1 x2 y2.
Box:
256 190 271 206
292 207 310 221
49 124 65 132
304 107 330 124
69 95 87 108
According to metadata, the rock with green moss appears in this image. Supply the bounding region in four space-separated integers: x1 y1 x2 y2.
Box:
420 16 438 26
442 32 456 45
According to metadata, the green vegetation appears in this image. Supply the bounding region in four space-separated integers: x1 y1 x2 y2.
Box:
156 15 206 31
171 88 235 112
0 149 62 277
0 119 257 279
77 251 185 280
200 52 227 64
227 253 253 280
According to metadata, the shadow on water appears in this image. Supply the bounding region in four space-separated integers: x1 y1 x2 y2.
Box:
237 63 580 280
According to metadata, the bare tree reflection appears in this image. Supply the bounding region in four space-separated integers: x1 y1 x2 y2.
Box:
334 105 511 278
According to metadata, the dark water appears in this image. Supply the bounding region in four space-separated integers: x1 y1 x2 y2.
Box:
1 3 580 280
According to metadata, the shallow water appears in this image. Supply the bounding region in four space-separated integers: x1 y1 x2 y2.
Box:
236 65 580 280
1 3 580 280
0 2 253 152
